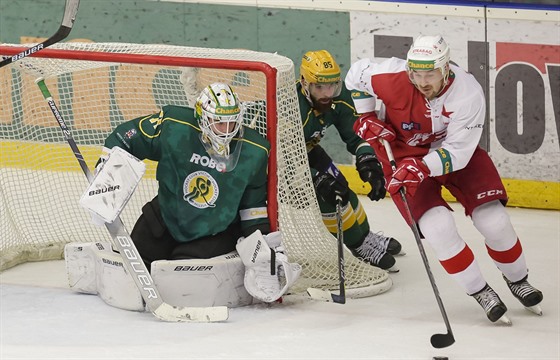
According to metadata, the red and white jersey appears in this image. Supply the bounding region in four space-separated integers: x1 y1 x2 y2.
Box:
345 57 486 177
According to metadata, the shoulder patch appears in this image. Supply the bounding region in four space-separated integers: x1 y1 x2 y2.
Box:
351 90 372 100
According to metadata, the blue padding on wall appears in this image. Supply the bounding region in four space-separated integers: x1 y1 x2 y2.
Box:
373 0 560 11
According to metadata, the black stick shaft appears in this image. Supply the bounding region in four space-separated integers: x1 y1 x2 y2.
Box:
382 139 454 348
332 195 346 304
0 0 80 68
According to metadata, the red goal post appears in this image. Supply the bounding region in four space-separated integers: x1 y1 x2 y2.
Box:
0 42 391 297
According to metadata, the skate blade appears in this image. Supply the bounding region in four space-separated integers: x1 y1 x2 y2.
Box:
525 304 543 315
496 313 512 326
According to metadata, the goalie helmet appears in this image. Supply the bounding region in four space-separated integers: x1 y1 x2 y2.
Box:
300 50 343 110
406 35 451 80
195 83 243 158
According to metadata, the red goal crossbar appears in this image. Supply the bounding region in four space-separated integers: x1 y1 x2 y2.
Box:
0 45 279 230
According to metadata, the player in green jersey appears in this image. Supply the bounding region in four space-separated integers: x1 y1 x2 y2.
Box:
298 50 403 271
93 83 301 303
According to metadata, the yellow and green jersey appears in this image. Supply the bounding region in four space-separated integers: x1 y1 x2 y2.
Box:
296 81 374 160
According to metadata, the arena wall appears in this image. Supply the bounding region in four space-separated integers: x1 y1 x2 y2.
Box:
1 0 558 209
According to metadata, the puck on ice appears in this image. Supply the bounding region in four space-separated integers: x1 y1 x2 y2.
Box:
433 357 449 360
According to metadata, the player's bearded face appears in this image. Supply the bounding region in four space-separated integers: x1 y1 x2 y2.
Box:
409 69 445 100
309 82 339 113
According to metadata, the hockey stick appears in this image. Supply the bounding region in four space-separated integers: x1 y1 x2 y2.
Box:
306 195 346 304
35 78 228 322
0 0 80 68
382 139 454 348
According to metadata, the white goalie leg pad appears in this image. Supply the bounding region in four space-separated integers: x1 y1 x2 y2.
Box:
151 252 256 308
65 242 108 294
236 230 302 303
94 248 145 311
64 241 145 311
79 146 146 223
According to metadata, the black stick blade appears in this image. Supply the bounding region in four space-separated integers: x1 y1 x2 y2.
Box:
306 288 345 304
330 293 346 304
430 333 455 348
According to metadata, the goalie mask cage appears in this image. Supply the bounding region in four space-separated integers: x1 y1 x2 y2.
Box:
0 43 390 298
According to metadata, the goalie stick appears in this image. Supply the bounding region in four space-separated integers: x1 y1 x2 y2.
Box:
382 139 455 349
306 195 346 304
35 78 228 323
0 0 80 68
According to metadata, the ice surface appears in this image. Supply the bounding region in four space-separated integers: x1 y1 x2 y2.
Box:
1 197 558 360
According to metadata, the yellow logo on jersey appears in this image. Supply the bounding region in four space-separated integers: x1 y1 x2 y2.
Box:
149 110 164 129
437 148 453 174
183 171 219 208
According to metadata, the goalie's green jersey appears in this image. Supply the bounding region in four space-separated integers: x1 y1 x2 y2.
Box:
103 105 270 243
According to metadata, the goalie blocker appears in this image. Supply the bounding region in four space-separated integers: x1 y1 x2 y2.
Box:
79 146 146 223
64 230 301 310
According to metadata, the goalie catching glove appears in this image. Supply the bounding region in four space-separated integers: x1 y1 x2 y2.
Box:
236 230 302 303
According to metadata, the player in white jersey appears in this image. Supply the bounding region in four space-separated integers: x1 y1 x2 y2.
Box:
344 35 543 324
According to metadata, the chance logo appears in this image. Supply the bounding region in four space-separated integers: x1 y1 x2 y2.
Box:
183 171 219 208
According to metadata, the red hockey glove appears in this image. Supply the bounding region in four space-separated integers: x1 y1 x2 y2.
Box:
387 157 430 197
353 113 396 144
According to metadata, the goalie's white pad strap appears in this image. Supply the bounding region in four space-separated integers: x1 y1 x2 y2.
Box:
79 147 146 223
151 252 257 308
65 242 145 311
236 230 301 303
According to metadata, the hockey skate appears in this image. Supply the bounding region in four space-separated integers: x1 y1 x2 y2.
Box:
370 231 404 256
350 232 398 272
503 274 543 315
470 284 511 325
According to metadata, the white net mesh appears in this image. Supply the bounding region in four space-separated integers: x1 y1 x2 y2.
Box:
0 42 390 296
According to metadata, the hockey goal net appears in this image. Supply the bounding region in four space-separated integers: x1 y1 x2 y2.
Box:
0 42 391 297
